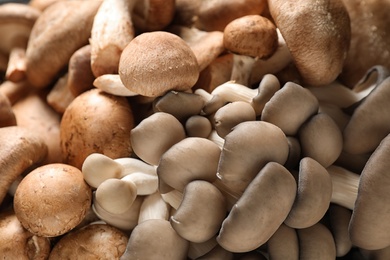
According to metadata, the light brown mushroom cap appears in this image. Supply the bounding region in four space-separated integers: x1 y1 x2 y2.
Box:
14 163 92 237
119 31 199 97
223 15 278 59
49 223 128 259
268 0 351 86
349 133 390 250
267 223 299 260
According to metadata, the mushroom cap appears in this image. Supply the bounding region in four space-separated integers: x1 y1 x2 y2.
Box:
119 31 199 97
14 163 92 237
268 0 351 86
0 3 40 53
223 15 278 58
49 223 128 259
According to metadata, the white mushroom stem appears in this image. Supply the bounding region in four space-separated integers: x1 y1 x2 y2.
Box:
138 192 171 224
230 54 258 87
93 74 139 97
160 189 183 210
327 165 359 210
114 157 157 178
121 172 158 195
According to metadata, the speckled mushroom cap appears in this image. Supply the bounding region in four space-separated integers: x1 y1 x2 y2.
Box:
13 163 92 237
223 15 278 59
119 31 199 97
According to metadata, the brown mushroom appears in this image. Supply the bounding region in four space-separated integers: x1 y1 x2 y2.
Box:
0 91 16 127
14 163 92 237
119 31 199 97
267 223 299 260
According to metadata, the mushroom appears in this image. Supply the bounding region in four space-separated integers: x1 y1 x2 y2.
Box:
25 0 101 88
284 157 332 229
93 74 139 97
216 120 289 194
328 204 353 257
261 81 319 136
130 112 186 166
216 162 297 253
0 210 51 259
170 180 226 243
49 223 128 259
296 222 336 259
298 112 343 168
90 0 135 77
267 224 299 260
0 80 32 105
46 73 75 114
0 91 16 127
349 133 390 250
121 172 158 195
187 237 219 260
60 88 134 169
138 191 170 224
0 126 47 205
0 3 41 83
120 219 189 260
157 137 221 193
13 163 92 237
223 14 278 86
185 115 213 138
267 0 351 86
195 244 234 260
119 31 199 97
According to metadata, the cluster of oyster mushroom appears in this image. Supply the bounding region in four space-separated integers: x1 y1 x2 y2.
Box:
1 0 390 259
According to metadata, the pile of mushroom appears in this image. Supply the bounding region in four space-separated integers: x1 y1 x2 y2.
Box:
1 0 390 259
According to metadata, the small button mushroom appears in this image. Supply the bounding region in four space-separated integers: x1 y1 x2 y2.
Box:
130 112 186 166
185 115 213 138
217 121 289 194
120 219 189 260
0 210 51 259
153 91 206 122
14 163 92 237
297 222 337 260
157 137 221 193
119 31 199 97
343 76 390 155
170 180 227 243
284 157 332 229
328 204 353 257
349 133 390 250
223 15 278 86
217 162 297 253
138 191 170 224
90 0 135 77
49 223 128 259
95 178 137 215
298 112 343 168
60 88 134 169
267 223 299 260
0 126 47 205
261 81 319 136
267 0 351 86
213 101 256 138
25 0 101 89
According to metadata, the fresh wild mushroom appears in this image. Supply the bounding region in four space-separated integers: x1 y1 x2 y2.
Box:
138 191 170 224
267 223 299 260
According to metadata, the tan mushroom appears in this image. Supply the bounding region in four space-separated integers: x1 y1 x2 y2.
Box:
170 180 226 243
267 0 351 86
49 223 128 259
14 163 92 237
267 223 299 260
60 88 134 169
138 191 170 224
119 31 199 97
185 115 213 138
0 210 51 259
120 219 189 260
187 237 219 260
195 244 234 260
217 162 297 252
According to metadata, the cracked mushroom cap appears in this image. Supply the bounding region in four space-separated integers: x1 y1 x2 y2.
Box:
14 163 92 237
119 31 199 97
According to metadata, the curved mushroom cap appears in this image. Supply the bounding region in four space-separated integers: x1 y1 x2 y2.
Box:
0 3 40 53
343 76 390 155
119 31 199 97
217 120 289 194
268 0 351 86
284 157 332 229
0 210 51 259
261 81 319 136
217 162 297 252
157 137 221 192
14 163 92 237
223 15 278 59
60 88 134 169
349 133 390 250
267 224 299 260
121 219 189 260
298 112 343 168
49 223 128 259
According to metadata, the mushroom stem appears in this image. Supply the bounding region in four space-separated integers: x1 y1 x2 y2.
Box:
138 192 170 224
93 74 139 97
230 54 257 86
327 165 359 210
5 47 26 82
